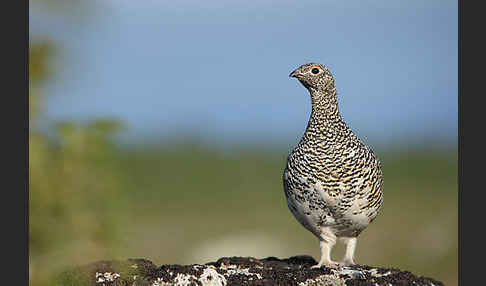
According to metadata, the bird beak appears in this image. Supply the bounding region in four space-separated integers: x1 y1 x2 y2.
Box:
289 70 301 78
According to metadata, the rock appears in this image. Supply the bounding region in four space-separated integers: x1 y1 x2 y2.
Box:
56 256 444 286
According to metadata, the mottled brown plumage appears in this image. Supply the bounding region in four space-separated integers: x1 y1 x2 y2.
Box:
283 63 384 268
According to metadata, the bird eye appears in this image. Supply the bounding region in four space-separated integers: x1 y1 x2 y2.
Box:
311 68 320 74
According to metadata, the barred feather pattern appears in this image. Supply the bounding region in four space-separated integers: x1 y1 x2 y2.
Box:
283 63 383 239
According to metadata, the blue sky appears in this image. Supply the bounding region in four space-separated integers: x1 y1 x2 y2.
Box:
30 0 457 148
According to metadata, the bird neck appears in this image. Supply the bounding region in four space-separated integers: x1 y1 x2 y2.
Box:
297 86 353 147
308 87 342 127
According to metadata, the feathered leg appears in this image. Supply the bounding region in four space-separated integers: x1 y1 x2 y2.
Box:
311 227 339 268
340 237 357 266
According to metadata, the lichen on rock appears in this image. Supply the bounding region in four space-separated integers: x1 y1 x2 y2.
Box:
56 256 444 286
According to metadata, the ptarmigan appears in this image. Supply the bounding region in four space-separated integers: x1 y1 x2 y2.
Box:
283 63 384 268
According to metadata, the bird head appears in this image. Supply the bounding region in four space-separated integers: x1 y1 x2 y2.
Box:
289 63 335 92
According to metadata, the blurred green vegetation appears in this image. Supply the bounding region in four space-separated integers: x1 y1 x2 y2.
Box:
29 41 127 284
29 40 458 286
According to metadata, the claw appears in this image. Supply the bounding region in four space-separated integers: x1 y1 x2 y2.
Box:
311 262 342 269
339 260 355 267
335 261 347 267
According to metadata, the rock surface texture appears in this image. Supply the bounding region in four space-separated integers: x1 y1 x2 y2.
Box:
58 256 443 286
